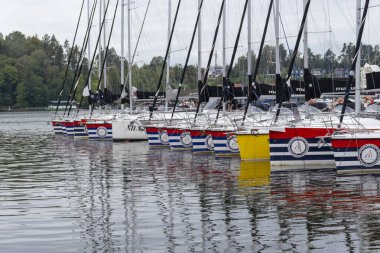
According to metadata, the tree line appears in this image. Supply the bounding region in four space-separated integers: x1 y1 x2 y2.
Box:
0 31 379 108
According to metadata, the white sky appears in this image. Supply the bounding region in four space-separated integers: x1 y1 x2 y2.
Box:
1 0 380 67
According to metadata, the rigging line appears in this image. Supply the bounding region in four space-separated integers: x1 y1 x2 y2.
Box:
120 0 152 100
193 0 226 123
274 0 311 124
149 0 183 120
242 0 274 126
279 13 291 58
64 0 98 116
339 0 370 127
170 0 204 121
90 0 120 118
54 0 85 116
333 1 355 32
214 0 249 125
361 4 380 9
74 0 111 117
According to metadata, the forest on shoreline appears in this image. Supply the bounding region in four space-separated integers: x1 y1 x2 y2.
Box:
1 31 379 109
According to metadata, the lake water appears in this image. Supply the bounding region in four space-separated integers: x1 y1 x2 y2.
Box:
1 112 380 252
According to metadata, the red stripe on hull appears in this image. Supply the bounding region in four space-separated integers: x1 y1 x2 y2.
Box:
189 129 208 137
332 139 380 149
208 130 234 138
270 127 334 139
85 123 112 129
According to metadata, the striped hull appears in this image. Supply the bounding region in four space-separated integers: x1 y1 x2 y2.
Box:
61 121 68 135
73 120 88 139
85 122 113 140
167 128 193 150
332 135 380 174
189 129 214 153
208 130 239 157
65 121 75 137
52 121 63 134
145 127 170 147
269 127 335 166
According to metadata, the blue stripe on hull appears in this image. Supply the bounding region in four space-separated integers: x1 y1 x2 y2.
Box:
270 146 332 152
270 155 334 161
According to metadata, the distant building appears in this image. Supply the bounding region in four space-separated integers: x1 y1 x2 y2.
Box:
334 68 349 78
208 66 224 78
48 100 77 110
311 68 323 77
291 68 303 80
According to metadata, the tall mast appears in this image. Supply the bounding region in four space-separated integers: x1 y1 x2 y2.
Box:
128 0 133 113
98 0 102 87
247 0 252 84
121 0 125 110
339 0 370 126
241 0 274 125
303 0 310 117
198 0 202 82
165 0 172 111
87 0 92 108
222 0 227 113
103 0 107 91
275 0 280 77
303 0 309 70
197 0 202 114
355 0 361 115
149 0 182 119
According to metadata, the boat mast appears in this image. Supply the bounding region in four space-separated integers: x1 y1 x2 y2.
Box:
54 0 85 116
241 0 274 125
355 0 362 115
222 0 227 113
339 0 370 126
197 0 202 113
170 0 204 120
87 0 92 112
103 0 107 92
193 0 226 123
121 0 125 110
67 0 98 117
99 0 103 92
149 0 182 119
90 0 120 117
165 0 172 111
303 0 310 118
214 0 249 125
275 0 280 90
247 0 252 91
128 0 133 113
274 0 311 123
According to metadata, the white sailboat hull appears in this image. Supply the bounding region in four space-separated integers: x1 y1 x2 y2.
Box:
112 117 147 141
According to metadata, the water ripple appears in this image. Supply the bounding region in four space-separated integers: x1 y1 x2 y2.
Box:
1 112 380 252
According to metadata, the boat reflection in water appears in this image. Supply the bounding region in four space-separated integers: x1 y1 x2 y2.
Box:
238 160 271 188
2 113 380 252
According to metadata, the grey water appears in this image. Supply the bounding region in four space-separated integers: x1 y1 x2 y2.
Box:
1 112 380 252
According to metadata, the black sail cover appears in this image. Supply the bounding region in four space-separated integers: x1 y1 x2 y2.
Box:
198 81 209 103
366 71 380 90
304 68 320 100
275 74 291 103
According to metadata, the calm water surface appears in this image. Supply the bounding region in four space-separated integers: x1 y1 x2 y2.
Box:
1 112 380 252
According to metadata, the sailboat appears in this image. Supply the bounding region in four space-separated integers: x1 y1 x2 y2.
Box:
111 0 149 142
268 0 380 169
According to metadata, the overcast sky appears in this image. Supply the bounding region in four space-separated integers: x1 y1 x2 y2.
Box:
1 0 380 68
